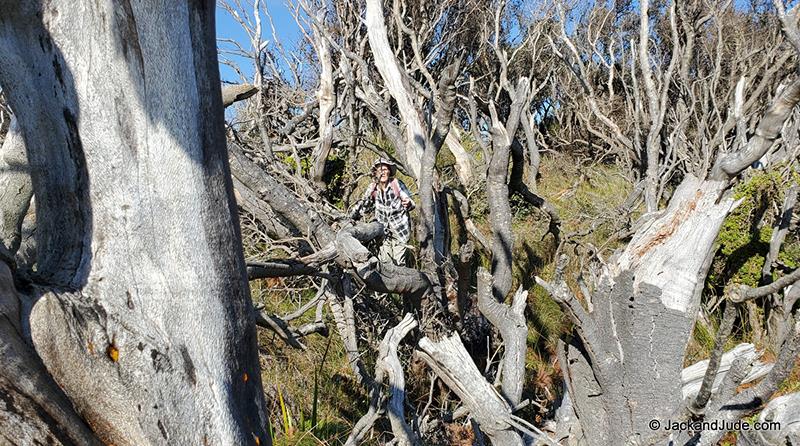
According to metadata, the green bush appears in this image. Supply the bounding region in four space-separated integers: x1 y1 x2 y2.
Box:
708 169 785 290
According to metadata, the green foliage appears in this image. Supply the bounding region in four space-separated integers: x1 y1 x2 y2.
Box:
708 169 784 290
778 242 800 269
537 156 633 245
279 153 312 176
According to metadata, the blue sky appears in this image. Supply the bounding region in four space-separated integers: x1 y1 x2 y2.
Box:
215 1 302 84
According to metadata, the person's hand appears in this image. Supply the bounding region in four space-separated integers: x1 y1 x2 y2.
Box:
401 197 411 209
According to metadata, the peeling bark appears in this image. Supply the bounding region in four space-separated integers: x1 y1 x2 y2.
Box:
445 126 474 186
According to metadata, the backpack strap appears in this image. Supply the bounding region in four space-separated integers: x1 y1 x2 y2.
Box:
390 178 401 198
371 179 402 199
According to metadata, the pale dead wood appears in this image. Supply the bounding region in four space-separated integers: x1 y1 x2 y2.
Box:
697 315 800 445
221 83 257 108
416 333 525 446
377 314 419 446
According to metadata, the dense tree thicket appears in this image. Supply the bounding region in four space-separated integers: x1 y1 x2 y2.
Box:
0 0 798 445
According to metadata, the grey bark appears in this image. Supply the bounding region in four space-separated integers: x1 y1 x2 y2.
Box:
542 271 690 446
690 302 737 414
228 141 336 244
0 263 101 445
764 183 798 347
476 269 527 407
710 77 800 180
0 116 33 264
0 2 268 444
520 111 541 191
762 184 797 282
731 268 800 303
486 79 529 301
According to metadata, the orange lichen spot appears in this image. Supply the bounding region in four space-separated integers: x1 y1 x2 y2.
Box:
107 344 119 362
254 434 260 445
242 372 249 383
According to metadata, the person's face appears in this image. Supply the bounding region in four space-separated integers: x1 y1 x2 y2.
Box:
377 165 391 183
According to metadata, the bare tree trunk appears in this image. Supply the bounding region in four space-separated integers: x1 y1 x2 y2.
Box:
310 7 336 189
538 173 758 444
476 269 527 407
0 2 268 444
539 88 800 441
364 0 424 179
765 183 798 348
520 111 541 191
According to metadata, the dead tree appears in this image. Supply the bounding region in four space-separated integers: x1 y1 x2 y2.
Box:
0 2 269 444
550 0 792 208
214 1 800 445
535 2 800 442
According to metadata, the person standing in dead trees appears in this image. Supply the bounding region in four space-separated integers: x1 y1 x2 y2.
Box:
350 159 415 266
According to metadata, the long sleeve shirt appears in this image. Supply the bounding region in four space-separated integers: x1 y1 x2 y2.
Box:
352 178 415 242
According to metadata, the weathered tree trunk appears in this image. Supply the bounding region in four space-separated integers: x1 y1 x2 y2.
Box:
0 263 101 445
542 175 773 445
0 2 268 444
476 269 527 407
310 7 336 189
364 0 423 180
486 79 529 301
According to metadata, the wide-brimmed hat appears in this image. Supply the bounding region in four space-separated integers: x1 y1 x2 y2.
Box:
371 158 397 176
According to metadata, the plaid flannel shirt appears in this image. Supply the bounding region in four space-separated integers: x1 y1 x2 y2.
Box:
354 179 415 242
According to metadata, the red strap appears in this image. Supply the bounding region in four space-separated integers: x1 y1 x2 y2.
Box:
390 178 401 198
371 179 402 199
